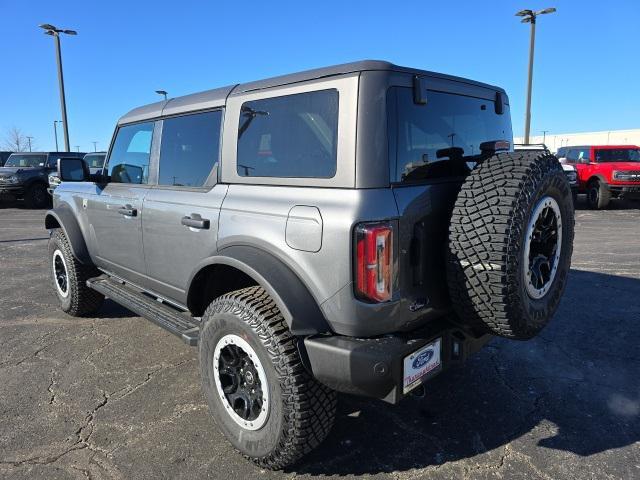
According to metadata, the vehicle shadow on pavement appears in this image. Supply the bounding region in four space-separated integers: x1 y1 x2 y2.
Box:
292 269 640 476
95 299 140 319
574 196 640 210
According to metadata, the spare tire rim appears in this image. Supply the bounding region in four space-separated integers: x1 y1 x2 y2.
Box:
213 334 269 431
52 249 69 298
524 196 562 299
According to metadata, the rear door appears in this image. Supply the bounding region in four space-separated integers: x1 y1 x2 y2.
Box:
85 121 155 286
142 110 226 305
388 85 513 313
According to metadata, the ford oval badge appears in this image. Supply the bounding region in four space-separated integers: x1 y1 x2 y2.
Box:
412 349 434 369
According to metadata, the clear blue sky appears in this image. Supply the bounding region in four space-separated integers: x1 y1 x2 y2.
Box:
2 0 638 152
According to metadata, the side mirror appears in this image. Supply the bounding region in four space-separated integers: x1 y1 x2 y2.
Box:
58 157 90 182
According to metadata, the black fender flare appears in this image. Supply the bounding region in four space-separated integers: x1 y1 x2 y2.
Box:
44 206 91 264
587 174 608 187
188 245 331 336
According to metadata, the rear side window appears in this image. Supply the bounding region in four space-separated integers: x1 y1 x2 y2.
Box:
389 88 513 183
236 89 338 178
158 110 222 187
107 122 154 184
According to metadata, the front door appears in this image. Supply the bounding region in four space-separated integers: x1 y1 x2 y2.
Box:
141 110 225 305
86 121 155 286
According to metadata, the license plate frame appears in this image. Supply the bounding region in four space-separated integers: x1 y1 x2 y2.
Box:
403 338 442 394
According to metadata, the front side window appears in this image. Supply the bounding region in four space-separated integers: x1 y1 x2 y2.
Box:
107 122 154 184
158 110 222 187
595 148 640 163
390 88 513 183
236 89 339 178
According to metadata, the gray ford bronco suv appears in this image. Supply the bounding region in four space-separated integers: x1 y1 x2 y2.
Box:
47 61 574 469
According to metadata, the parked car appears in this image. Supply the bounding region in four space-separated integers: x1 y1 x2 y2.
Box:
563 145 640 208
0 152 86 207
84 152 107 174
516 144 578 202
47 60 575 468
0 151 13 167
48 152 106 194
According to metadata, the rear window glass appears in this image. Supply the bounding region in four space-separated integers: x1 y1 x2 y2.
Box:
84 154 106 169
236 89 338 178
389 88 513 183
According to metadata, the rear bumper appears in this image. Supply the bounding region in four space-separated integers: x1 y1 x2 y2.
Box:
304 319 492 404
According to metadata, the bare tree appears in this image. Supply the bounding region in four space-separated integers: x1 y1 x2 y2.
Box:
3 126 35 152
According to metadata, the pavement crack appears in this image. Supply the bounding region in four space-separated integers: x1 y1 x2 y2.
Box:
47 369 56 405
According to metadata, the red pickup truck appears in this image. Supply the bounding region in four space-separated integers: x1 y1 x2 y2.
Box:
557 145 640 209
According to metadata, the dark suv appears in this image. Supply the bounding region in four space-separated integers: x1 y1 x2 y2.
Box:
0 151 12 167
0 151 85 207
47 61 574 468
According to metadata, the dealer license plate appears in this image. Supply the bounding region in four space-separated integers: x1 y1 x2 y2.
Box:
403 338 442 394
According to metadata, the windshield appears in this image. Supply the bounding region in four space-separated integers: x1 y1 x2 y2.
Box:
595 148 640 163
84 154 106 168
5 154 47 168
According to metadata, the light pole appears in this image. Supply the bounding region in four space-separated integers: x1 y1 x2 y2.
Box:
155 90 168 101
516 8 556 145
39 24 77 152
541 130 549 145
53 120 62 151
26 136 34 152
92 141 98 152
75 145 80 152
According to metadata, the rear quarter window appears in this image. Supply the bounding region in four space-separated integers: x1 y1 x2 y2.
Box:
388 88 513 183
236 89 339 178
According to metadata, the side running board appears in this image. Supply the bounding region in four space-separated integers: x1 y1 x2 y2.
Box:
87 276 199 346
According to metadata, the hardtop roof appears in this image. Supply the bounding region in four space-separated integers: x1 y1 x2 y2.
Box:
118 60 506 125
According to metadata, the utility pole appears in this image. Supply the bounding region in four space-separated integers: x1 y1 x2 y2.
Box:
26 136 33 152
516 8 556 144
39 24 77 151
541 130 549 145
75 145 80 152
92 141 98 152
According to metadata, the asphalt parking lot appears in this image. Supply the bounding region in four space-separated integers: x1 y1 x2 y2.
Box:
0 200 639 480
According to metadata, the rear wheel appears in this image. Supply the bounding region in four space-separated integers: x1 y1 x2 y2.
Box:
199 286 336 469
447 151 575 340
587 180 610 209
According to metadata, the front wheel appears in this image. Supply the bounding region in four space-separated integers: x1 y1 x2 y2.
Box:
48 230 104 316
587 180 610 209
25 183 49 209
199 286 336 470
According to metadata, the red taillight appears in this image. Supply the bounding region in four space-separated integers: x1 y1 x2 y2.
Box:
355 222 393 302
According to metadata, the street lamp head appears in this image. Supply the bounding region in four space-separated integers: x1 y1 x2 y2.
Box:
39 23 57 31
537 7 557 15
515 9 533 17
155 90 168 95
63 29 77 35
521 17 533 23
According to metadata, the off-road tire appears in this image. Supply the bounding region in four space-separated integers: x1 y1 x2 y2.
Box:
199 286 336 470
48 229 104 316
587 179 611 209
25 182 49 209
448 151 574 340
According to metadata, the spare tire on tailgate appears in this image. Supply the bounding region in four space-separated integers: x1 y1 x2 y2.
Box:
447 151 574 340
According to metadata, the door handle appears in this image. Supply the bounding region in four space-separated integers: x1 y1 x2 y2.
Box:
181 214 210 230
118 205 137 217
